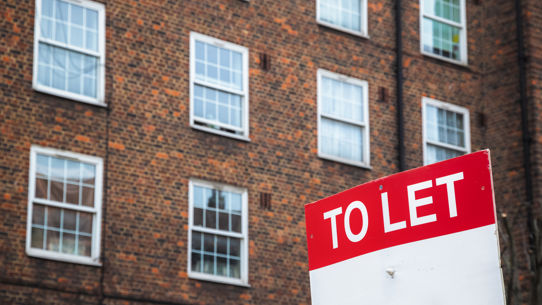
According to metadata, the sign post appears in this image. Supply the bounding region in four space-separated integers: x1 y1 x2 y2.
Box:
305 150 506 305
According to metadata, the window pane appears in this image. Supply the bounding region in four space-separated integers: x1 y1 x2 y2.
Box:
66 160 80 183
217 257 228 277
31 228 44 249
82 164 95 185
83 56 97 96
69 51 83 77
320 118 363 162
195 41 205 61
191 251 202 272
426 144 462 164
217 192 226 210
54 21 68 44
426 105 465 149
191 231 202 250
52 67 65 90
230 238 240 257
68 72 82 95
195 40 243 91
203 234 214 252
40 19 53 39
219 49 230 67
319 0 362 32
47 207 61 228
40 44 99 98
321 76 364 123
193 186 204 208
190 183 245 280
194 97 204 117
231 214 241 233
38 64 52 87
219 68 230 83
42 0 54 17
30 150 100 259
425 0 461 23
46 230 60 251
205 210 216 229
219 212 229 231
50 180 64 202
86 9 98 30
63 209 76 230
207 45 218 65
85 30 98 52
218 106 229 125
83 75 96 98
38 44 52 66
231 193 241 213
50 157 65 180
82 186 94 207
62 233 76 254
422 18 461 61
32 205 45 225
66 183 79 204
193 86 243 128
217 236 228 255
206 188 216 208
78 235 91 256
231 95 241 108
193 208 203 227
56 0 69 22
232 52 242 71
70 26 84 48
70 5 84 26
195 61 205 78
203 254 214 274
35 178 49 199
79 212 92 234
229 258 240 278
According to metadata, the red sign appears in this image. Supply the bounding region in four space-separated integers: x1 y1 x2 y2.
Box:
305 150 496 271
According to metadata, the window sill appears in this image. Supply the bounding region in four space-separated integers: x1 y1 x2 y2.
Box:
33 84 106 108
27 248 102 266
191 124 251 142
318 153 371 169
420 51 468 67
317 21 369 39
189 272 250 287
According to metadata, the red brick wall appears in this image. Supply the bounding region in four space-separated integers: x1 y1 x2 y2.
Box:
0 0 538 304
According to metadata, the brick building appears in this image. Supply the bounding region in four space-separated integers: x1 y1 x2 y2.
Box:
1 0 541 304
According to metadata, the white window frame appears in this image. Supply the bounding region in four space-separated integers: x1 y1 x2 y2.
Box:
32 0 106 106
187 179 249 286
189 32 250 141
317 69 370 168
26 146 103 266
419 0 468 65
316 0 368 38
422 97 470 165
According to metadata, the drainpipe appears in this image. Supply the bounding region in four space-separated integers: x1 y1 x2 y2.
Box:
514 0 537 303
395 0 405 171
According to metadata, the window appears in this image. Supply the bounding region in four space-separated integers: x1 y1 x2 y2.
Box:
188 180 249 286
33 0 105 105
317 69 370 168
420 0 467 64
422 97 470 165
26 146 103 265
190 32 249 140
317 0 367 36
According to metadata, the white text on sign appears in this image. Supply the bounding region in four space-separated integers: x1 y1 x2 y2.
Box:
323 172 464 249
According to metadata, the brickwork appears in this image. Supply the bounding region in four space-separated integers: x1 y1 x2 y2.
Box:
0 0 540 304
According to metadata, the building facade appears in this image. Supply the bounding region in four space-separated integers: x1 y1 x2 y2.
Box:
1 0 541 304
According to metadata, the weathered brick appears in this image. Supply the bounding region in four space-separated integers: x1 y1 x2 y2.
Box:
1 0 541 304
